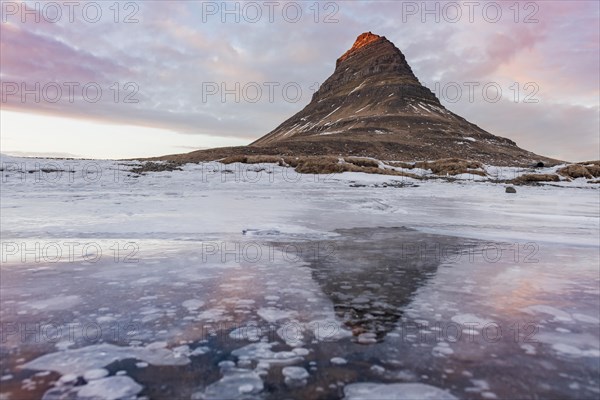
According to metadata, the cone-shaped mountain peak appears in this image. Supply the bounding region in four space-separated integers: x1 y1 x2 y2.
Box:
253 31 444 146
247 32 553 165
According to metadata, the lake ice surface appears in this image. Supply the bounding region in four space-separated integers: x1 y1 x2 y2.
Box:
0 156 598 399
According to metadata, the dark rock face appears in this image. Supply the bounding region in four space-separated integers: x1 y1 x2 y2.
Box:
253 32 448 145
322 32 436 106
506 186 517 193
250 32 555 166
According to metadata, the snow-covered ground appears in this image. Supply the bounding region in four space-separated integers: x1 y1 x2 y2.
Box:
1 155 598 399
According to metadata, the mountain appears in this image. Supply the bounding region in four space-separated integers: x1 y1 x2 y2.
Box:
157 32 557 166
253 32 445 145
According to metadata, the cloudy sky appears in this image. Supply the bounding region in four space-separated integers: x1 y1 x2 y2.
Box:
1 0 598 161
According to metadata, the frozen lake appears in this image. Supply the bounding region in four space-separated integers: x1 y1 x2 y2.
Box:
1 157 599 399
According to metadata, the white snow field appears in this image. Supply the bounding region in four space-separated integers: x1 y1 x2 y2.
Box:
0 155 598 399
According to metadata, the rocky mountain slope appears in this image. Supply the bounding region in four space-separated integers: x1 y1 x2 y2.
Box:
157 32 558 166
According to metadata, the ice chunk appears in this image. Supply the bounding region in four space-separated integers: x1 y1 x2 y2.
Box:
182 299 205 311
310 319 352 341
229 326 261 342
238 383 255 393
276 324 304 347
146 341 168 350
357 332 377 344
192 368 263 399
282 366 309 380
370 365 385 374
82 368 109 381
231 342 302 366
257 307 295 323
196 307 228 322
191 346 210 356
28 295 80 310
21 343 189 375
330 357 347 365
0 374 13 381
521 305 572 322
292 348 309 356
282 366 309 386
344 382 458 400
433 342 454 357
77 376 142 400
58 373 78 385
552 343 600 357
521 344 536 355
218 360 236 369
451 313 494 326
573 313 599 324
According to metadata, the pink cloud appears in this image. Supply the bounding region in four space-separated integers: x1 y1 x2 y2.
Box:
0 1 597 160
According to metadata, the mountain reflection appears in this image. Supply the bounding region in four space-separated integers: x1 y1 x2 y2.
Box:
300 227 472 342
